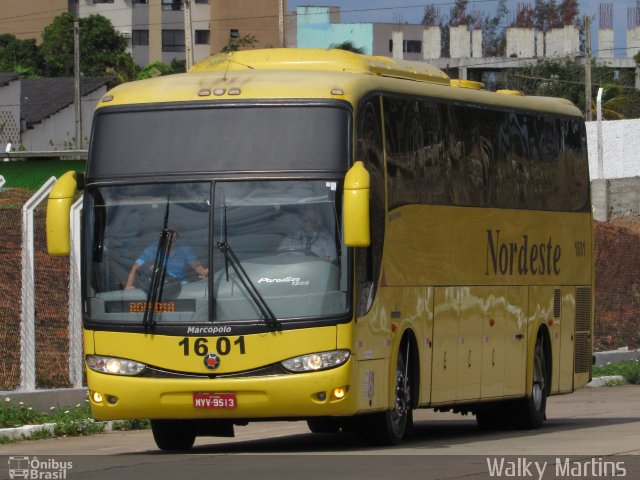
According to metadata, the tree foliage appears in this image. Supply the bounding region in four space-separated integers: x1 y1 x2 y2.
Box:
221 34 258 53
40 13 128 77
449 0 470 27
504 57 640 119
0 34 42 75
507 57 586 110
483 0 507 57
329 41 366 54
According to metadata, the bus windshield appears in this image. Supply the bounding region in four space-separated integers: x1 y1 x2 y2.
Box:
86 180 348 326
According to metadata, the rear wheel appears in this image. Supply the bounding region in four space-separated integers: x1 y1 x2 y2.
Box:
151 420 196 451
363 343 414 445
510 335 548 429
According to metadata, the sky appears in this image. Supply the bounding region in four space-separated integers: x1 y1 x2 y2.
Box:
287 0 640 56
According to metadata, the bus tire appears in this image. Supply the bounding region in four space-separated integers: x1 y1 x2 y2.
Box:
151 419 196 451
362 343 414 445
510 334 548 429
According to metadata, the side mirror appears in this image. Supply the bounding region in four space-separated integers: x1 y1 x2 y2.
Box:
46 171 79 256
343 161 370 247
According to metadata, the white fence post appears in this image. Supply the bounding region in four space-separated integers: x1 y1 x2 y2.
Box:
597 87 604 180
69 196 84 388
20 176 57 391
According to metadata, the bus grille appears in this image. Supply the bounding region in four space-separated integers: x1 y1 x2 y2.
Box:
574 287 592 374
575 287 592 332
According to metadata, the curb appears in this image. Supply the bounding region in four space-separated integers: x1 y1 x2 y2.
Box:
0 423 56 440
0 421 113 441
586 375 626 387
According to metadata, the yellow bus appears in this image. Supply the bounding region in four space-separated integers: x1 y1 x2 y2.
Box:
47 49 593 450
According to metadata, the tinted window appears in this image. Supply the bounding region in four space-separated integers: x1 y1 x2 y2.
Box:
384 95 589 212
355 97 385 316
89 104 350 179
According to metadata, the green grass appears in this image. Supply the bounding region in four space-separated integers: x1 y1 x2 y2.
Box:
0 397 149 444
0 160 85 190
593 359 640 384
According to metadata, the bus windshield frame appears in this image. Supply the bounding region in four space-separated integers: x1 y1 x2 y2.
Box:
82 101 353 334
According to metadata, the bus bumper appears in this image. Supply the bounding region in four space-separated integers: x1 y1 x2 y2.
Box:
87 361 358 420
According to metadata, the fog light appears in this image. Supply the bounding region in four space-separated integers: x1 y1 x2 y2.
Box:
92 391 104 403
107 395 118 405
316 392 326 401
332 387 348 399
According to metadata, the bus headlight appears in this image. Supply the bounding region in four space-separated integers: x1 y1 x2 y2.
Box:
86 355 146 376
281 350 350 373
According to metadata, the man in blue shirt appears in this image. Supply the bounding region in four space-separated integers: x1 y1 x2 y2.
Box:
125 239 208 290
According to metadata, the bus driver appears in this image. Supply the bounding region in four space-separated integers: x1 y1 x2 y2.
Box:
278 205 337 262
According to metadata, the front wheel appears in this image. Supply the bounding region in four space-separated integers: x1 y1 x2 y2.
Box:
361 344 414 445
510 335 548 429
151 419 196 451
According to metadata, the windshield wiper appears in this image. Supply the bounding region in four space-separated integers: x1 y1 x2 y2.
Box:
143 197 175 329
217 241 279 328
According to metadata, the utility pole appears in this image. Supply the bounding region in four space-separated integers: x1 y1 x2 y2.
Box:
184 0 194 69
74 18 82 149
279 0 285 47
585 15 593 121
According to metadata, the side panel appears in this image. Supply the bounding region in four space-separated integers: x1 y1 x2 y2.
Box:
503 286 528 396
481 286 506 399
559 287 576 393
431 287 459 404
354 286 433 410
457 288 483 400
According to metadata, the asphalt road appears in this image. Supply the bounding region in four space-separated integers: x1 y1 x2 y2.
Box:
2 386 640 479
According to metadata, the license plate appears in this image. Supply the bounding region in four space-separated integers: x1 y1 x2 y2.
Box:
193 392 237 409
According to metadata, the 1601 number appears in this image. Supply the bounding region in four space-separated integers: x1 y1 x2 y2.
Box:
178 336 246 356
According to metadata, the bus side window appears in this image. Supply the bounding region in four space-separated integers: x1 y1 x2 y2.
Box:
355 96 385 317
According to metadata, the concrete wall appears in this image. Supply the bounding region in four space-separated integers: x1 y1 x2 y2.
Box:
609 177 640 219
536 31 545 57
373 24 424 61
471 29 482 58
546 26 579 57
627 27 640 58
506 28 535 58
587 118 640 221
0 79 21 146
392 31 403 60
592 177 640 222
586 118 640 180
423 27 441 59
449 25 470 59
598 29 615 58
20 87 106 151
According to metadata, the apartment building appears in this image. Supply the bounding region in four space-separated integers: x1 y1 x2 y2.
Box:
79 0 287 65
0 0 70 43
0 1 287 66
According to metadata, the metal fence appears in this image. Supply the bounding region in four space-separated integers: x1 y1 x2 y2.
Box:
0 178 82 392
